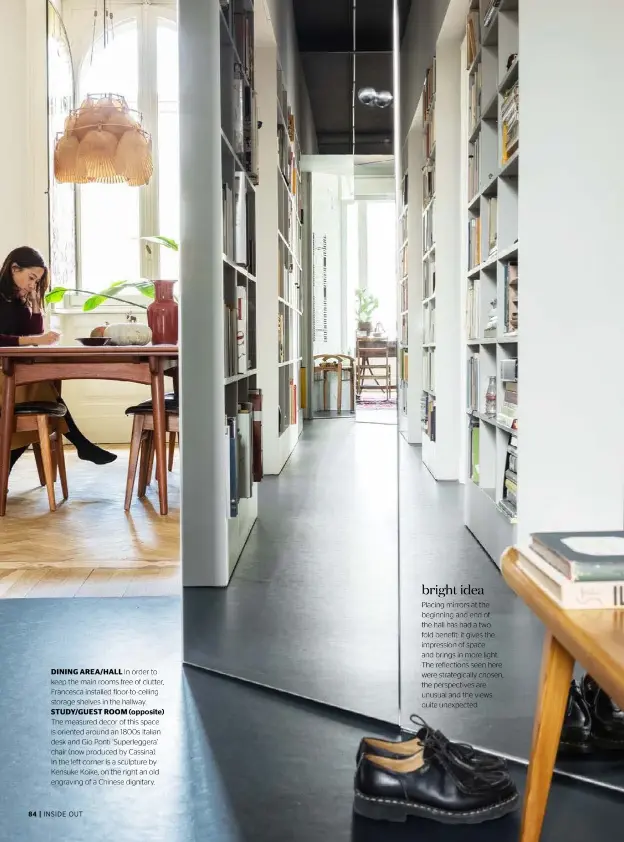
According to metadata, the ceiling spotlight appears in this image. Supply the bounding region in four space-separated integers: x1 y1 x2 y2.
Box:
358 87 394 108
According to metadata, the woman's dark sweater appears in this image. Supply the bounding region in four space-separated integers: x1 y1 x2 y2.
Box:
0 296 43 346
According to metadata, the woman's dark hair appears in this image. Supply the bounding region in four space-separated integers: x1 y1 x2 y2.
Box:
0 246 49 309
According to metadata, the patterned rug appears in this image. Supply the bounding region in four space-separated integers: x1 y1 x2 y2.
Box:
356 395 397 410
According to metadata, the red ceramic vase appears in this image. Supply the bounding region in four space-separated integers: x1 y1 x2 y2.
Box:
147 280 178 345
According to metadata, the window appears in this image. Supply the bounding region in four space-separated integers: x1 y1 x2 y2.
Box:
365 201 397 339
77 9 179 295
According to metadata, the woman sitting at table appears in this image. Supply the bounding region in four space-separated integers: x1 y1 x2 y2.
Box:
0 246 116 470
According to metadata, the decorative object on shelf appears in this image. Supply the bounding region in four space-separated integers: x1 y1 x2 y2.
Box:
147 280 178 345
53 93 153 186
484 298 497 336
355 288 379 335
485 376 497 416
103 321 152 346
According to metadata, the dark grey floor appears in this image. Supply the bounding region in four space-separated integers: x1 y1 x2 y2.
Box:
186 419 624 791
185 420 399 723
2 595 624 841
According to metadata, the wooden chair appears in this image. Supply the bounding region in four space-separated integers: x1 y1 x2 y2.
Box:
313 354 356 413
2 401 68 513
124 395 179 511
355 337 392 400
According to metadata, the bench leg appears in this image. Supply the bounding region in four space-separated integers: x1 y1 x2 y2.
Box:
520 633 574 842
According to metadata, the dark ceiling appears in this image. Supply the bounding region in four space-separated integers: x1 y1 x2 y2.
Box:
293 0 412 155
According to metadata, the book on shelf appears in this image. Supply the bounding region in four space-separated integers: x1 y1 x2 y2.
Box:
423 303 435 344
468 136 480 199
466 278 479 338
423 58 436 121
400 278 408 312
236 285 247 374
402 173 409 206
466 11 480 68
468 64 481 131
470 418 479 483
224 303 238 377
503 262 518 334
468 217 481 268
222 183 234 259
248 388 264 482
423 259 436 298
530 532 624 582
234 172 247 265
237 403 253 499
516 545 624 609
278 313 285 363
466 353 480 412
423 201 434 253
501 82 519 163
422 394 436 441
227 417 239 517
487 197 497 255
244 87 259 183
233 12 254 83
483 0 501 28
422 163 435 206
232 71 245 157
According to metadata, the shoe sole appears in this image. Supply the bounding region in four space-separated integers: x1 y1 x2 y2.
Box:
353 789 519 825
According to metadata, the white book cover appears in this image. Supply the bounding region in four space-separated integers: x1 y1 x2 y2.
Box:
224 422 232 519
237 408 253 498
234 172 247 265
236 285 247 374
517 546 624 609
232 76 244 156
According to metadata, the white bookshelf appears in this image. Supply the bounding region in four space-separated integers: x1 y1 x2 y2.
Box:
463 0 519 565
411 46 462 481
256 50 304 475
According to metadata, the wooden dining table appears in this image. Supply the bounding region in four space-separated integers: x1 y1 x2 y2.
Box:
0 344 178 517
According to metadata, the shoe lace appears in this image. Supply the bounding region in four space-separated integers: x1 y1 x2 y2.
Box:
409 715 507 789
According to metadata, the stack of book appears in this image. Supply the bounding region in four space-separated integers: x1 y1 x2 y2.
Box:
499 432 517 521
468 217 481 268
501 81 519 162
466 11 480 68
483 0 501 28
503 261 518 334
466 278 479 338
518 533 624 609
468 137 480 199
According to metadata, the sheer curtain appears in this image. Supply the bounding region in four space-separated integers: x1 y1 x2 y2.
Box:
77 14 179 293
366 201 397 339
79 22 140 291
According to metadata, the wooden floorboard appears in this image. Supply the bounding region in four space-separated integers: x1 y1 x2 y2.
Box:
0 447 180 598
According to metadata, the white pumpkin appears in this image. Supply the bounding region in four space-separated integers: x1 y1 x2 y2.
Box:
103 322 152 346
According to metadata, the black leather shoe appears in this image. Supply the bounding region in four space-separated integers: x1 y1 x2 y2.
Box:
357 716 507 772
354 740 519 824
582 674 624 750
558 680 592 755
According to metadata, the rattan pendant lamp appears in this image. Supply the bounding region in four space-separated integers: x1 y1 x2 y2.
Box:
53 1 153 187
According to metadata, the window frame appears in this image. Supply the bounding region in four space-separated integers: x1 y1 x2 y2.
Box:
69 3 177 310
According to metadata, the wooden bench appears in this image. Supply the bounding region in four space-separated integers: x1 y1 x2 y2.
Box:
502 547 624 842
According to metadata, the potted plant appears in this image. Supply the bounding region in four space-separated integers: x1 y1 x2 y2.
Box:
355 288 379 336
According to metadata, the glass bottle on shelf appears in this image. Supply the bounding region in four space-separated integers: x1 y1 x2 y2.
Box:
485 376 497 416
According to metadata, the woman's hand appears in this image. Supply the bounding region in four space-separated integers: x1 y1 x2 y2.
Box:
19 330 61 347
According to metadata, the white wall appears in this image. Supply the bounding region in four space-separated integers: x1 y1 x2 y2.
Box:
518 0 624 541
0 0 49 261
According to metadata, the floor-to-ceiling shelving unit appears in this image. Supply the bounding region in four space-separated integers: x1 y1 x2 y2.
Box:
276 61 304 462
421 58 437 467
220 0 261 577
464 0 519 565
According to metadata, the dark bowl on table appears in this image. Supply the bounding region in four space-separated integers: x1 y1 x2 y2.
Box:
76 337 112 347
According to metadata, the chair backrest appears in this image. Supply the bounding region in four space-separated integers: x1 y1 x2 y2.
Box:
313 354 355 369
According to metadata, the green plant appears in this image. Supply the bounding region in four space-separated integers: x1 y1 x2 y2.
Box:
355 288 379 323
45 235 179 311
